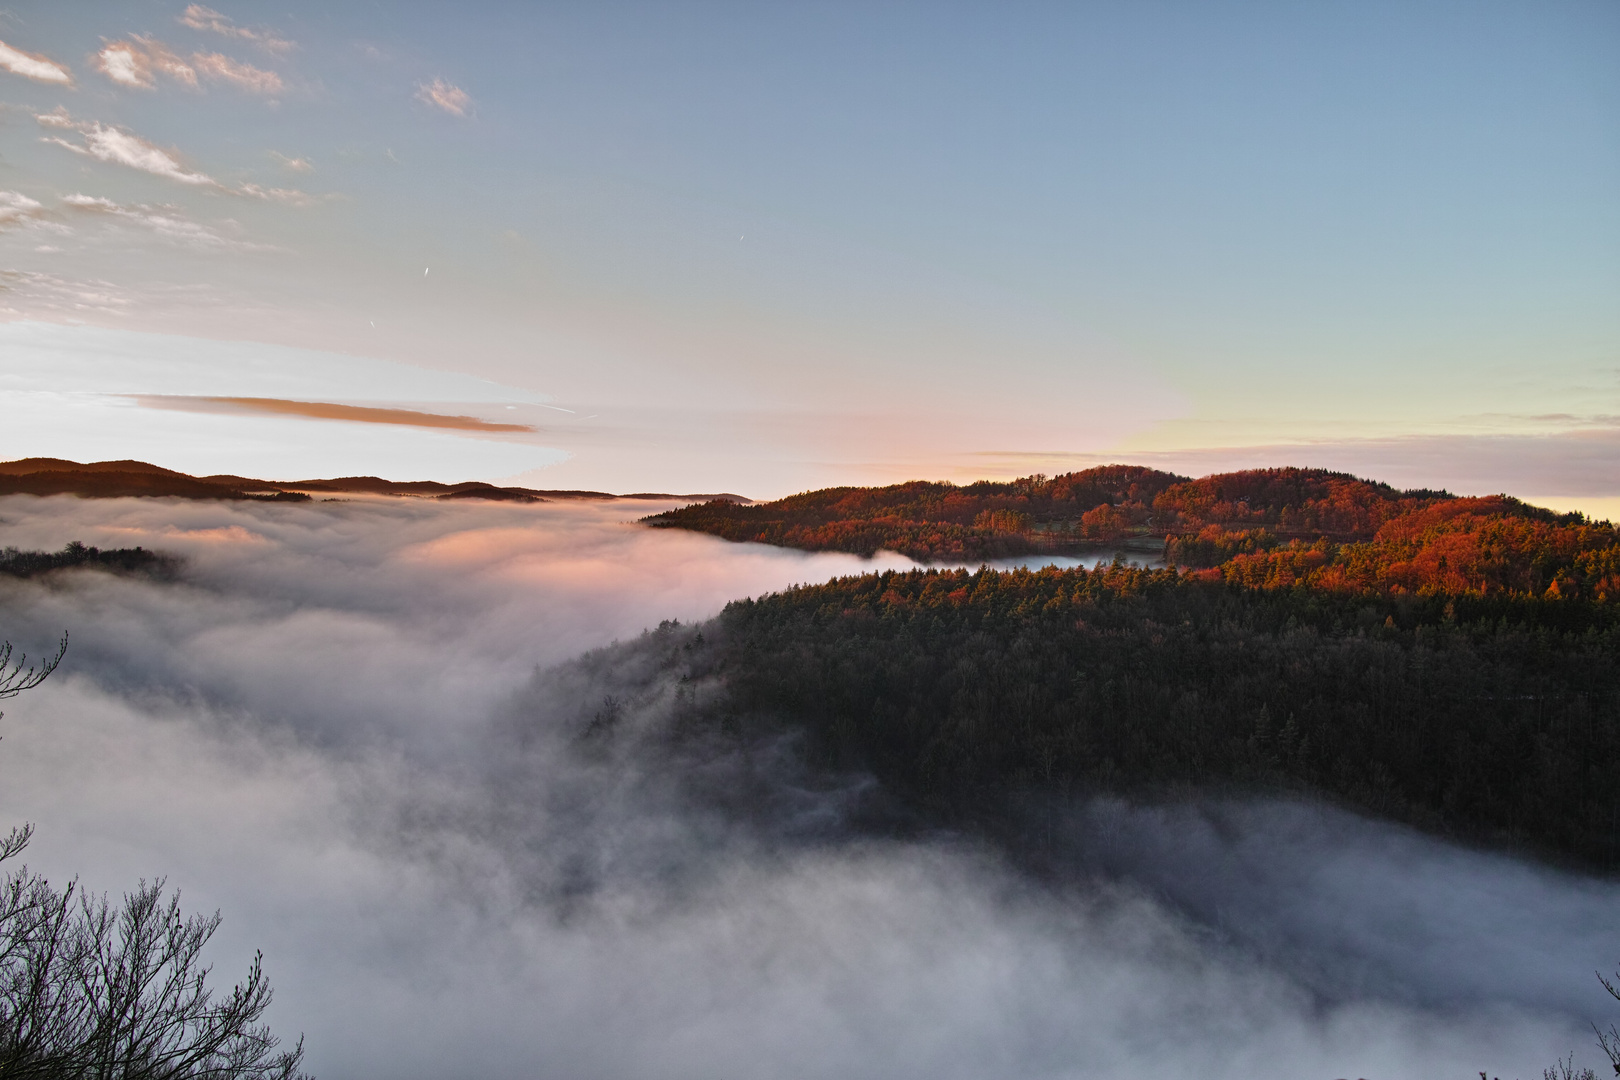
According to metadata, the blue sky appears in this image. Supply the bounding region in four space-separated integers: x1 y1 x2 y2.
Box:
0 1 1615 503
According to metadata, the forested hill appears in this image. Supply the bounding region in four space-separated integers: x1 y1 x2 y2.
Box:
644 466 1186 560
643 466 1604 579
649 468 1620 869
0 458 745 503
708 564 1620 870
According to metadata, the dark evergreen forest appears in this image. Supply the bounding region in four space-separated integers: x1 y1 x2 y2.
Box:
704 565 1620 871
0 541 176 579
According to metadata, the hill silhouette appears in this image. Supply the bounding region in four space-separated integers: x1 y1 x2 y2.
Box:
0 458 746 503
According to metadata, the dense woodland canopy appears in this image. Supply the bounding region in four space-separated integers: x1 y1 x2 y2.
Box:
640 466 1620 869
709 564 1620 870
0 542 175 580
645 467 1610 588
644 465 1183 559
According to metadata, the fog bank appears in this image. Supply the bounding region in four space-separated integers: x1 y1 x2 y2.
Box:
0 494 1614 1079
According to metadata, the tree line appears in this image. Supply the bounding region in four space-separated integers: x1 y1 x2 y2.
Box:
709 563 1620 870
642 465 1186 559
644 465 1608 564
0 544 176 581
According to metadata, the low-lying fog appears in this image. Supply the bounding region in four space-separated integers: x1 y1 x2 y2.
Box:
0 494 1613 1079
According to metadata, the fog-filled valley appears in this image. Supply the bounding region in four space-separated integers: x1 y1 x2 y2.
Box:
1 494 1616 1079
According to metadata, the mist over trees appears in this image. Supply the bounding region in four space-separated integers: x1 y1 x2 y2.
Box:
0 634 308 1080
558 608 1620 1078
3 473 1617 1076
645 467 1620 871
643 467 1620 867
0 544 175 582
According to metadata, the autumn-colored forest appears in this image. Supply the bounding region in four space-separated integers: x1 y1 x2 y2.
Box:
639 468 1620 867
646 466 1618 602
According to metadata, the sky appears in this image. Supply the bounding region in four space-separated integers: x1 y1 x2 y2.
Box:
0 1 1616 505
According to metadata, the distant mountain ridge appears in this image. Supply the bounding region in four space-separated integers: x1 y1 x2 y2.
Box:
0 458 748 504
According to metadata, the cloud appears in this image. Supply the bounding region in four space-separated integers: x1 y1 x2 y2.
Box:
267 151 312 173
134 396 538 433
33 115 321 210
0 190 44 227
59 192 265 251
93 43 147 87
42 126 218 187
0 269 135 314
415 77 472 116
0 497 1609 1079
93 38 196 90
177 5 292 54
235 183 320 207
37 114 322 202
0 39 72 84
39 111 218 187
95 38 279 95
190 52 281 94
57 194 118 210
0 191 73 239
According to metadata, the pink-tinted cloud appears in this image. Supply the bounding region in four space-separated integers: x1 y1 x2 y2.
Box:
178 4 292 54
95 37 279 94
191 52 281 94
0 39 71 84
39 110 219 187
94 38 196 89
0 191 44 227
415 77 472 116
134 396 538 433
38 111 321 207
95 42 150 87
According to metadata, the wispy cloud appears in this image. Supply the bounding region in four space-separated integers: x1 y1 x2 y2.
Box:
0 191 71 238
60 192 267 250
191 51 281 94
134 396 538 433
39 111 219 187
0 190 44 227
177 5 292 54
58 193 119 210
94 37 196 89
37 110 323 206
0 269 134 314
236 183 320 207
415 77 472 117
95 38 280 94
0 39 72 84
268 151 312 173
